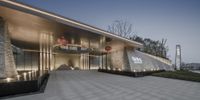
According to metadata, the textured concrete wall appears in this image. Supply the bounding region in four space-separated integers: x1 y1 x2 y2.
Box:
0 18 18 78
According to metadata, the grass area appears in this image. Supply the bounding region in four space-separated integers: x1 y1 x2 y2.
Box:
152 70 200 82
98 69 165 77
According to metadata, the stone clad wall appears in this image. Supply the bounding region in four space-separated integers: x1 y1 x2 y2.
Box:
0 18 18 78
123 47 131 71
110 49 124 70
110 47 132 71
0 18 6 77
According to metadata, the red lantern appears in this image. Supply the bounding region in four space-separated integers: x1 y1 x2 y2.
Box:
105 46 112 52
60 36 68 46
57 36 68 46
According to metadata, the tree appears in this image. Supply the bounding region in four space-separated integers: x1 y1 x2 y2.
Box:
108 20 169 59
108 20 133 38
159 38 168 58
130 35 143 44
130 35 169 59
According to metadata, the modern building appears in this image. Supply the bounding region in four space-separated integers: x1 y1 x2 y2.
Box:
181 63 200 70
0 0 173 79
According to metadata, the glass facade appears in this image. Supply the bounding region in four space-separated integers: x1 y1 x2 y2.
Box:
11 29 109 76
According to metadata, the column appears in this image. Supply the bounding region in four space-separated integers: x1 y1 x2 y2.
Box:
0 17 18 78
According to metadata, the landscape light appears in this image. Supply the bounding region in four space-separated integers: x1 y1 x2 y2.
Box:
17 75 20 80
28 71 32 79
143 69 146 72
23 72 27 76
23 72 27 81
71 67 74 70
6 78 12 82
133 69 136 72
108 67 111 70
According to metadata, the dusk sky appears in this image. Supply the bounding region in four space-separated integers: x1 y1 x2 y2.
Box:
17 0 200 63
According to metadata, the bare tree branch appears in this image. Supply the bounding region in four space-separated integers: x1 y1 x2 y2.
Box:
108 20 132 38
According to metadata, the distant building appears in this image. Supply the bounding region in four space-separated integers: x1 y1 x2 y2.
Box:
181 63 200 70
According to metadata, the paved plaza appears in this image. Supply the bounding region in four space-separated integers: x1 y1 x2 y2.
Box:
4 70 200 100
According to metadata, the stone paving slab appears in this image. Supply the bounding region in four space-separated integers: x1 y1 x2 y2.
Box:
3 70 200 100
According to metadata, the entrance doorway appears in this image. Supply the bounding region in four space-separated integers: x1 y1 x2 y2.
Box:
54 53 106 70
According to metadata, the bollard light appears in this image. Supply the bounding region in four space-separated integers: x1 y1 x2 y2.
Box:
28 71 32 80
70 67 74 70
17 75 20 80
133 69 136 72
6 78 12 82
23 72 27 81
23 72 27 76
108 67 111 70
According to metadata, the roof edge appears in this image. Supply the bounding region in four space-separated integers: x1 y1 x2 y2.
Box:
0 0 143 48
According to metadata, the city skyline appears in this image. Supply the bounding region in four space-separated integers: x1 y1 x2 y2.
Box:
17 0 200 63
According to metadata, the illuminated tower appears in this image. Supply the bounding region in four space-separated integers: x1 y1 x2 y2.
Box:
175 45 181 70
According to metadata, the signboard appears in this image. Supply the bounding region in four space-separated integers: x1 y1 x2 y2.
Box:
132 56 143 64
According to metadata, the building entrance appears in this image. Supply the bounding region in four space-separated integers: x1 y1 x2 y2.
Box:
54 53 103 70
